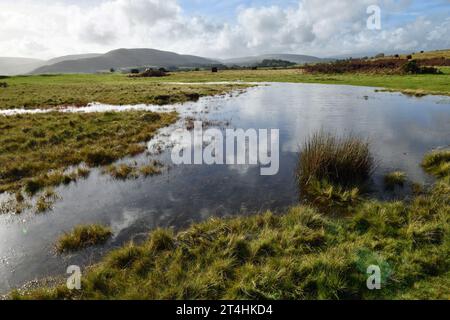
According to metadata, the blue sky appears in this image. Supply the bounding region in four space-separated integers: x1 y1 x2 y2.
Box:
1 0 449 59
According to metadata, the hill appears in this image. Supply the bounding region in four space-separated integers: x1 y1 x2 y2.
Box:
32 48 219 74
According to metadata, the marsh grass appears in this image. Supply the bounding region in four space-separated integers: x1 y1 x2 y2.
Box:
56 224 113 253
104 161 163 180
297 132 373 210
384 171 407 189
35 189 60 214
0 111 177 194
139 161 163 177
422 149 450 177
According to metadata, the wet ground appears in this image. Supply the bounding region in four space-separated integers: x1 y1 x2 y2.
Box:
1 83 449 293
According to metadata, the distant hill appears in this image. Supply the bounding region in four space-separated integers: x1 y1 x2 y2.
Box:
32 48 220 74
45 53 102 65
0 57 46 75
222 54 325 66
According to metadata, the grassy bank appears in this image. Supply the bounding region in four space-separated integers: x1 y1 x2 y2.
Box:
12 150 450 300
0 111 177 195
0 74 248 109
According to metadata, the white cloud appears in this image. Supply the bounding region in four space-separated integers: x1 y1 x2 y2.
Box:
0 0 448 59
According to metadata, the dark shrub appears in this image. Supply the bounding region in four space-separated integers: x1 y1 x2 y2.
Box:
403 60 421 73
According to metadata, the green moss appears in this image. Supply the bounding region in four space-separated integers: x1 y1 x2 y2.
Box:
56 224 113 253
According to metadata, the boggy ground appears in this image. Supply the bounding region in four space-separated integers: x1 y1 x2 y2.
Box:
11 150 450 300
0 111 177 196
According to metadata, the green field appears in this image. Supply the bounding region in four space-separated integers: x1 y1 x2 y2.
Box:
0 74 247 110
1 68 449 111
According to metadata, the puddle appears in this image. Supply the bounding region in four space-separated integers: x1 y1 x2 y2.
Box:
1 82 449 293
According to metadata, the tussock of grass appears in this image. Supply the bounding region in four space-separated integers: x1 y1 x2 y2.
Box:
297 131 373 188
422 149 450 178
384 171 407 189
139 161 163 177
35 189 59 214
104 161 163 180
0 111 177 194
56 224 113 253
297 131 373 210
104 164 138 180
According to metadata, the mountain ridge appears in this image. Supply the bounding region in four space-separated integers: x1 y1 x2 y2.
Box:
31 48 220 74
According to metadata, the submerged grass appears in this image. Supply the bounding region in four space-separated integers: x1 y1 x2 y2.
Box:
56 224 113 253
104 161 162 180
0 111 177 194
384 171 407 189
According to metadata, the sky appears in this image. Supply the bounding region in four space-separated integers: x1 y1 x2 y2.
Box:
0 0 449 60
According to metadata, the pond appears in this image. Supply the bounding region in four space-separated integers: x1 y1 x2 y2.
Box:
1 83 449 293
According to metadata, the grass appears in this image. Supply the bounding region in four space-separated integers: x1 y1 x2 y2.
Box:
12 140 450 300
35 189 59 214
422 149 450 178
104 161 162 180
384 171 407 189
0 111 177 194
55 224 113 253
296 132 373 209
0 74 248 110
